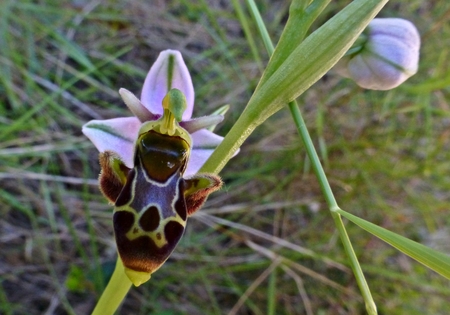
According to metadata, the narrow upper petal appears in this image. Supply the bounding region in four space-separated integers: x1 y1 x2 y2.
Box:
119 88 156 122
141 50 194 121
180 115 224 134
82 117 140 167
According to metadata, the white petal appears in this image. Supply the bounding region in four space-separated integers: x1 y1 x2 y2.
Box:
338 18 421 90
348 53 408 90
82 117 140 168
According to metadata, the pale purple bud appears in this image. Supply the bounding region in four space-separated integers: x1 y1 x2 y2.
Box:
335 18 420 90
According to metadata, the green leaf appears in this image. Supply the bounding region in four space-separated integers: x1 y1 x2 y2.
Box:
256 0 332 86
201 0 389 175
247 0 388 125
337 209 450 280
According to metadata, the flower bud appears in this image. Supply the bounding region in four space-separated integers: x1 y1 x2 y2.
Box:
335 18 420 90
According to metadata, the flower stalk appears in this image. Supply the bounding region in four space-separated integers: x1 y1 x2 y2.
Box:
246 0 377 313
91 259 131 315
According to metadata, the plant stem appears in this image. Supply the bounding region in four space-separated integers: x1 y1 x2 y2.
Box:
247 0 377 313
287 103 338 209
288 102 377 315
91 259 132 315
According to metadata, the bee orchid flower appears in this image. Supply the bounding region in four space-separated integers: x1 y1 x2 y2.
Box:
82 50 227 286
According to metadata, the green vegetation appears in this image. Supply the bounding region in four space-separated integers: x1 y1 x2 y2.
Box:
1 0 449 314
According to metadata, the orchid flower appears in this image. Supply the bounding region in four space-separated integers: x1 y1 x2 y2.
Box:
82 49 225 176
335 18 420 90
82 50 227 286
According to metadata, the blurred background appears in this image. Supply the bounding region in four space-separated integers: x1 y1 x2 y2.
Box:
1 0 450 314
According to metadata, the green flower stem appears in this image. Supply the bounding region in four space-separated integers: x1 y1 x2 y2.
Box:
247 0 377 313
288 102 377 315
91 259 131 315
287 103 338 209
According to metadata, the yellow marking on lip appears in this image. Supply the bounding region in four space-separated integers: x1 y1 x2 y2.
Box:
123 209 187 248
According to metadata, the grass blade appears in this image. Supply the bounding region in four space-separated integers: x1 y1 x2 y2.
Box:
337 208 450 280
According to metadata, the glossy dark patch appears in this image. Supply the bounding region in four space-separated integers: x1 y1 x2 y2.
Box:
164 221 184 246
139 206 160 232
137 131 189 183
115 169 136 207
113 211 135 236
